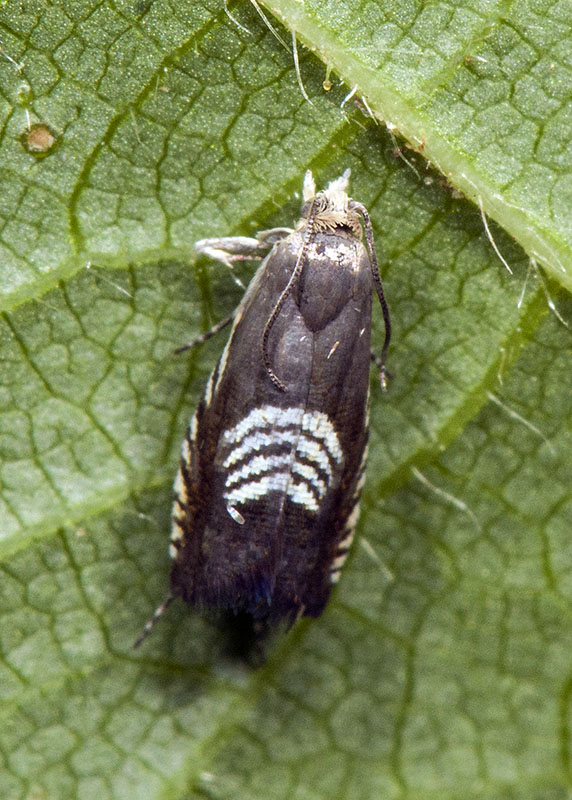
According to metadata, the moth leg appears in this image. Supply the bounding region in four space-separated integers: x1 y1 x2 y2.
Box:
196 229 293 289
180 228 294 355
370 350 382 369
133 594 174 649
175 313 234 355
196 236 263 270
370 350 390 390
256 227 294 247
195 227 294 268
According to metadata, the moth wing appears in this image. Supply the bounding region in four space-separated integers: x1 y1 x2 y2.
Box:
170 242 313 614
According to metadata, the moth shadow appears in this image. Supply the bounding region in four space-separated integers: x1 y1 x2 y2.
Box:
214 610 278 669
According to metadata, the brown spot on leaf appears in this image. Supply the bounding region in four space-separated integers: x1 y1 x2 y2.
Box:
21 123 57 157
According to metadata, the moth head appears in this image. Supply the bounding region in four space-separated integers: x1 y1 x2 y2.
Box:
298 169 362 238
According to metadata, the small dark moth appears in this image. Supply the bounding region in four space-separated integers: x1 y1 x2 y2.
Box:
135 170 391 648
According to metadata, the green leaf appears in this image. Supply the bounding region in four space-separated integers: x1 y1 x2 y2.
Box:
1 1 571 798
263 0 572 291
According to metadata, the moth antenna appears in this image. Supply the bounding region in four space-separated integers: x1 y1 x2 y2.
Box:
350 201 391 390
133 595 174 649
261 197 319 391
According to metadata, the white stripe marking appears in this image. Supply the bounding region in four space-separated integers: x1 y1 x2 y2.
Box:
220 405 342 513
214 334 233 395
204 367 216 407
225 453 328 499
354 468 367 498
225 474 319 512
339 500 361 536
301 411 343 464
170 524 183 542
222 406 343 465
291 461 327 498
330 551 349 572
223 429 299 469
188 413 198 447
173 469 184 497
295 437 334 480
223 405 304 444
287 480 319 511
223 431 336 482
226 453 293 487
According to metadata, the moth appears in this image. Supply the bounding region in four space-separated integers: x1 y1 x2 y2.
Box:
135 170 390 647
